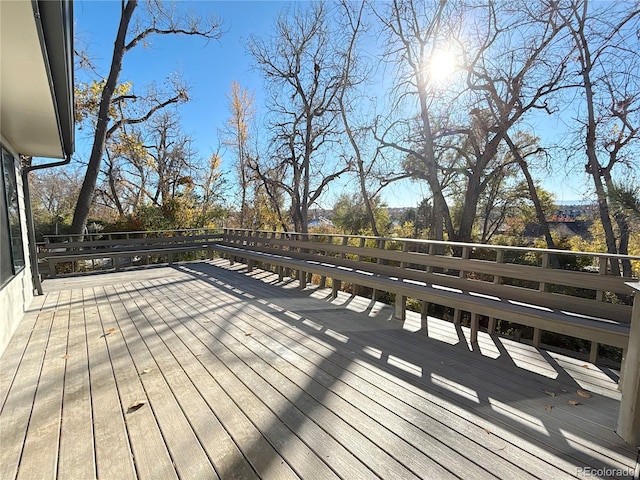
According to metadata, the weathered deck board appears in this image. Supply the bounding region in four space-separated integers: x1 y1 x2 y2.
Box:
240 266 624 409
111 294 219 479
84 293 137 479
134 261 637 477
180 261 638 471
156 276 520 476
138 296 384 478
175 285 561 480
1 259 637 480
167 292 522 480
118 297 258 480
244 271 635 466
128 286 304 480
17 307 68 480
0 308 39 408
96 286 178 480
160 266 616 478
0 310 55 480
132 297 345 480
57 288 96 479
104 282 306 479
151 295 428 479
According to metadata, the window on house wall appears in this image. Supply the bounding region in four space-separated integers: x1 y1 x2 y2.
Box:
1 146 25 287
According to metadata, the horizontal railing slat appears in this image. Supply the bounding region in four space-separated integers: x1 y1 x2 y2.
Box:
212 243 630 348
220 233 636 295
214 228 637 355
37 227 636 354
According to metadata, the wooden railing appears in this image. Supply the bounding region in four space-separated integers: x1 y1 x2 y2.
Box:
38 228 223 277
37 226 639 359
216 229 638 361
42 227 219 243
216 229 640 446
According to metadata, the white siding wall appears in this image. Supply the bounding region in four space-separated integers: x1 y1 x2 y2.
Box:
0 140 34 356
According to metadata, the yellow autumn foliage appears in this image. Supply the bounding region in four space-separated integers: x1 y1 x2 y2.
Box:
568 219 640 277
75 80 133 125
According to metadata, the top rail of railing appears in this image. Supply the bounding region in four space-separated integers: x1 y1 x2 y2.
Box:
222 228 640 262
42 227 223 243
221 228 640 279
39 227 639 277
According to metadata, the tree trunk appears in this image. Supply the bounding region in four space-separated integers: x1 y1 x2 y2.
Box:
606 175 633 276
417 89 453 241
573 5 621 275
106 161 124 217
337 1 377 236
456 169 482 242
503 135 556 250
71 0 138 236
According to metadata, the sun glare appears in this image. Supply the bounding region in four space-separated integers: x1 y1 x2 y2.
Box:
429 50 457 83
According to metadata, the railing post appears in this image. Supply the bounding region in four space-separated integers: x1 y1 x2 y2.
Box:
453 246 469 326
487 249 504 335
586 255 610 364
596 257 608 303
470 312 479 344
319 235 331 288
331 279 341 299
394 242 410 322
354 237 366 296
297 269 307 289
330 236 349 297
617 282 640 446
533 252 549 348
340 236 348 259
297 233 308 289
425 243 434 274
372 238 385 302
420 301 429 332
420 243 436 332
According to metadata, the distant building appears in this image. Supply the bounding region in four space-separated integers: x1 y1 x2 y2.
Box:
308 216 334 229
548 203 596 222
522 220 591 242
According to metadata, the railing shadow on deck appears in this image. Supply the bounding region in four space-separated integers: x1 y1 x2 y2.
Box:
164 259 638 479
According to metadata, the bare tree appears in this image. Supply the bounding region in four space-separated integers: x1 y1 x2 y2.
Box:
98 147 126 216
195 151 228 227
139 112 196 207
223 81 256 228
70 0 222 235
557 1 640 275
373 0 459 240
248 155 290 232
454 1 575 244
375 1 573 242
335 0 384 235
248 2 353 233
30 167 82 225
499 131 562 251
107 126 149 214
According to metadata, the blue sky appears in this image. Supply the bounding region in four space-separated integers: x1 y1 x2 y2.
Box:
73 0 590 208
73 0 430 208
73 1 282 172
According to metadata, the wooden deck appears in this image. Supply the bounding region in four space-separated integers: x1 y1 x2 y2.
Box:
1 259 638 479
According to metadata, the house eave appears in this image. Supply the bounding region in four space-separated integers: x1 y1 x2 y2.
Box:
0 0 74 159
